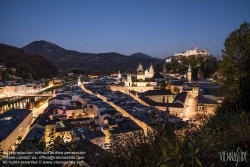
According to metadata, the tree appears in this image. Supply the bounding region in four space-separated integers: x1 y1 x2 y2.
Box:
45 128 67 152
0 143 4 160
198 67 204 79
77 114 83 118
160 79 167 90
0 70 9 81
219 22 250 112
74 101 83 109
17 136 22 144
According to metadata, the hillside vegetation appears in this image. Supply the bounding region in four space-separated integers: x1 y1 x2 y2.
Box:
156 55 219 80
0 44 57 80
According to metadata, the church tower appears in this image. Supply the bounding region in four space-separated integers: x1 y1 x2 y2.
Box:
77 76 81 86
137 63 143 72
118 71 121 79
187 64 192 83
149 63 154 78
126 74 132 87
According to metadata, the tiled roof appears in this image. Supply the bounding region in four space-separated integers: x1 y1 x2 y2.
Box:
55 120 72 132
173 92 187 103
140 96 184 108
110 119 142 134
153 71 163 78
143 90 172 96
31 113 55 127
100 109 119 116
0 109 32 141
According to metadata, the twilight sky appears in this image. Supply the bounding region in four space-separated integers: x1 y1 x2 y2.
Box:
0 0 250 58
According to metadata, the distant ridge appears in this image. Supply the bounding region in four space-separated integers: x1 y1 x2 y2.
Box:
130 53 152 59
22 40 163 71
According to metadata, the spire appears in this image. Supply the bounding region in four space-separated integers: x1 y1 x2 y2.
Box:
188 64 191 72
77 76 81 86
150 62 153 70
137 63 142 72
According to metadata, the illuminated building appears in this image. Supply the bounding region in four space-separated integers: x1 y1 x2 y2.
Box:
0 109 33 151
174 48 209 57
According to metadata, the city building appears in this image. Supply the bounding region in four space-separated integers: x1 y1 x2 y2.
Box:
125 63 157 92
0 109 33 151
142 90 176 103
48 93 72 106
3 84 34 94
44 120 73 145
139 91 187 117
165 57 172 63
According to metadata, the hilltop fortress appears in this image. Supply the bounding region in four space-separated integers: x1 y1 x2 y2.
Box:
174 47 209 57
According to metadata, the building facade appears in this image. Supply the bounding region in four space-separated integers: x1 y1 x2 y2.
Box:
165 57 172 63
174 48 209 57
0 109 33 151
4 85 33 94
125 63 157 92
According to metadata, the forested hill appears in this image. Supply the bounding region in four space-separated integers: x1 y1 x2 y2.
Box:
22 40 163 71
0 44 57 80
156 55 220 80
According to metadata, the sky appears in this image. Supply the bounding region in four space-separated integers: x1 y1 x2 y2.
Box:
0 0 250 58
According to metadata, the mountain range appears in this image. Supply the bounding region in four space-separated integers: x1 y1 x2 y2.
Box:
22 40 163 71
